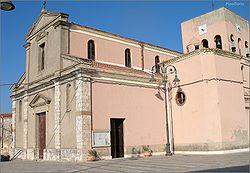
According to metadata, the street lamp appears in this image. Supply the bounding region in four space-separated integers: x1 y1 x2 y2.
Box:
149 64 180 156
0 0 15 11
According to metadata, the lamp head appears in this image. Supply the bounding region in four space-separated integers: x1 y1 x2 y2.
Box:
149 73 156 82
173 74 180 84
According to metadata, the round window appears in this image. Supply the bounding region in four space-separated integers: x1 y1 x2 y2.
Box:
176 91 186 106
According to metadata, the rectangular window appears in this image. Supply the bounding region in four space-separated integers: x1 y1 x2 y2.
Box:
19 100 22 122
195 45 199 50
39 43 45 71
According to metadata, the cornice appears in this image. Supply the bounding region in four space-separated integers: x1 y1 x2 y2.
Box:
162 48 242 65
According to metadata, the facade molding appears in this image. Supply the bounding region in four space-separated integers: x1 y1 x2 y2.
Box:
163 48 242 65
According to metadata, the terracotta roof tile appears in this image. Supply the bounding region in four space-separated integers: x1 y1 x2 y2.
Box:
91 61 149 75
0 113 12 118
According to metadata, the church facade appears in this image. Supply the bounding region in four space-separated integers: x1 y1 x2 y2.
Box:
11 7 249 161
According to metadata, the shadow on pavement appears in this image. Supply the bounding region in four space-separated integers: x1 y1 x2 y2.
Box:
192 165 249 172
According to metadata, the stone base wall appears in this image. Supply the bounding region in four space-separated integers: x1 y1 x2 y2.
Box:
12 141 249 161
61 149 80 161
174 141 249 151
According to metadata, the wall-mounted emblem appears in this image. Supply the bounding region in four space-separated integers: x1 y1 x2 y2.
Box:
176 91 186 106
198 24 207 35
236 24 241 33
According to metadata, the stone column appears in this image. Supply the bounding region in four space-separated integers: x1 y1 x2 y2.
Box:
11 99 16 156
23 93 29 158
54 80 61 160
75 74 92 160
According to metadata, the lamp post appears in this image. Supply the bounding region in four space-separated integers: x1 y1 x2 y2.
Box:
0 0 15 11
149 64 180 156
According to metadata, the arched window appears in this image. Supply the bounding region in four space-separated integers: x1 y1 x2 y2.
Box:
19 100 22 122
229 34 236 52
88 40 95 60
241 65 244 81
202 39 209 48
39 42 45 71
245 41 249 48
245 41 249 58
66 83 71 112
155 56 160 73
125 48 131 67
214 35 222 49
238 38 242 55
230 34 234 42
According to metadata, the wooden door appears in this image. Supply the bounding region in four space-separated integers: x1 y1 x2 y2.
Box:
38 112 46 159
110 118 124 158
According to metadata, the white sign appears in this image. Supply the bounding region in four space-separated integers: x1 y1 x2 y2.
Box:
198 24 207 35
92 131 110 147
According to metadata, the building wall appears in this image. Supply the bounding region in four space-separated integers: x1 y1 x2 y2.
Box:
170 51 248 150
214 54 248 148
0 114 12 155
69 29 177 70
92 82 166 155
11 8 249 162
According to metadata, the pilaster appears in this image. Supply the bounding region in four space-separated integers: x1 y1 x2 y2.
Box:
23 93 29 158
75 73 92 160
75 74 83 159
54 80 61 160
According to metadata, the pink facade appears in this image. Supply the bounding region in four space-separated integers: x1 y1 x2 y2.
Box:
92 83 166 146
170 50 248 150
69 26 179 71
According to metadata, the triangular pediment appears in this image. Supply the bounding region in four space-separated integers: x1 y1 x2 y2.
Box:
11 73 26 91
26 11 69 39
29 94 51 108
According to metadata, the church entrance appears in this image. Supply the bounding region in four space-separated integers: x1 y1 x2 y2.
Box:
110 118 124 158
37 112 46 159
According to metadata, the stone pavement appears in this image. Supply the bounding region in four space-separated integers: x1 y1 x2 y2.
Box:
0 152 249 173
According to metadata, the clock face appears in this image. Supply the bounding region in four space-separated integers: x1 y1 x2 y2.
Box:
198 24 207 35
236 24 241 33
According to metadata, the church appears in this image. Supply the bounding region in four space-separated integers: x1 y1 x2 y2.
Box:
11 7 249 161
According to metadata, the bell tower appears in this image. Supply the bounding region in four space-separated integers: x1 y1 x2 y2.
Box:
181 7 249 58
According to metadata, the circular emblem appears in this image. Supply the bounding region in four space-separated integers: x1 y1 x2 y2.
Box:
176 91 186 106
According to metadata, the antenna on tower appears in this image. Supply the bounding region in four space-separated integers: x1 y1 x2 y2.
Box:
212 0 215 10
41 0 47 12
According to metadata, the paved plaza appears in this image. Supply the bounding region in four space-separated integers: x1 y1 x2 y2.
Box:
0 152 249 173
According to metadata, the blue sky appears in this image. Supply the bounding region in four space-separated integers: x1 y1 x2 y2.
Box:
0 0 249 113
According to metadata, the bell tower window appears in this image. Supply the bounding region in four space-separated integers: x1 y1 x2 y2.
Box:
214 35 222 49
202 39 209 48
